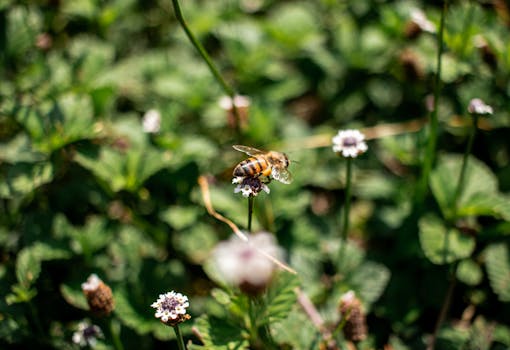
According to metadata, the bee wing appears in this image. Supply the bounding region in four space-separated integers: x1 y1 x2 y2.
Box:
232 145 266 156
271 167 293 184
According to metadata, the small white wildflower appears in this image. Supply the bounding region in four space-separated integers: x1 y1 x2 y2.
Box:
150 291 190 326
81 274 100 291
72 321 103 348
467 98 493 115
212 232 283 295
142 109 161 133
410 8 436 33
332 129 368 158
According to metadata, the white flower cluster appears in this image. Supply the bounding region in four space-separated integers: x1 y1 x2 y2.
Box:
151 291 189 324
81 274 101 291
232 176 270 197
468 98 493 115
332 129 368 158
212 232 283 294
410 8 436 33
72 321 103 348
142 109 161 133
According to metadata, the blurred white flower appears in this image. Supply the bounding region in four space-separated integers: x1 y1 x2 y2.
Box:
218 95 251 110
410 8 436 33
467 98 493 115
332 129 368 158
212 232 284 295
151 291 190 326
142 109 161 133
232 176 270 197
72 321 103 348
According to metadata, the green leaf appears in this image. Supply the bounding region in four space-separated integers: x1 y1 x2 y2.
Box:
261 272 299 325
0 162 53 198
15 242 70 288
60 283 88 310
191 315 249 350
160 206 200 230
430 154 498 220
271 306 318 349
456 259 483 286
484 243 510 302
15 93 96 153
75 143 170 193
348 261 391 308
458 193 510 221
114 288 154 335
419 214 475 265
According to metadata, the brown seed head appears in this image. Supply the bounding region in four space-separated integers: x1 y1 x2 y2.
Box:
82 274 115 317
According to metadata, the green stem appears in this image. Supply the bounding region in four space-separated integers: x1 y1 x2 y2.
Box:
173 324 187 350
339 158 353 266
171 0 234 96
453 115 478 216
416 0 448 204
248 196 254 232
109 318 124 350
170 0 241 134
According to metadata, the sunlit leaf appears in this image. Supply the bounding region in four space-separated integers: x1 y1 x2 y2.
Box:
418 214 475 265
191 315 249 350
484 243 510 302
348 261 391 308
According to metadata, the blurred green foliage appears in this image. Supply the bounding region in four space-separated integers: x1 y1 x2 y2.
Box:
1 0 510 349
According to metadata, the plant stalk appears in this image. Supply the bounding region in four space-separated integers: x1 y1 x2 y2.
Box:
416 0 448 204
453 115 478 215
339 158 353 265
248 196 254 232
173 324 187 350
427 264 457 350
109 318 124 350
170 0 242 132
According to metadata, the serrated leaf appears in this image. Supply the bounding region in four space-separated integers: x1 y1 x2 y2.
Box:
271 306 318 349
0 162 53 198
419 215 475 265
15 94 95 153
114 289 154 335
16 242 70 288
192 315 249 350
15 248 40 288
458 193 510 221
348 261 391 308
430 154 498 220
456 259 483 286
261 272 299 325
484 243 510 302
60 283 88 310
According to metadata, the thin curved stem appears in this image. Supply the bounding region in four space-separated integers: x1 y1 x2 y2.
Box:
453 115 478 216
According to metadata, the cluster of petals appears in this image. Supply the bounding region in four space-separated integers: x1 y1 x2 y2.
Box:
332 129 368 158
467 98 493 115
212 232 283 293
232 176 270 197
151 291 190 325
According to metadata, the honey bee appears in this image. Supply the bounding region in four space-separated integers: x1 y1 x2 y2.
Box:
232 145 292 184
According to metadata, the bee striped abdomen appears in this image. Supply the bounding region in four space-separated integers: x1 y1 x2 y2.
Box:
234 156 270 177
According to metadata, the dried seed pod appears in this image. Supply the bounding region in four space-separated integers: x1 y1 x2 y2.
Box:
82 274 115 317
339 291 367 342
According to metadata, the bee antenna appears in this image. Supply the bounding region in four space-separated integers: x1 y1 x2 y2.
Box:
291 159 300 164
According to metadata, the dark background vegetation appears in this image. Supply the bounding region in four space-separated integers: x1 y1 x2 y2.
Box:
1 0 510 349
